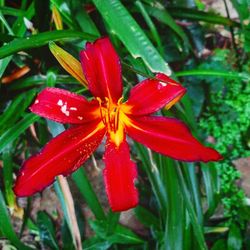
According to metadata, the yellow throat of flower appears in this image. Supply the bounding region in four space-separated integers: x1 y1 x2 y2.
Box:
97 97 125 147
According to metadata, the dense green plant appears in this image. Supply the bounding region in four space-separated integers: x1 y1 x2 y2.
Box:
199 50 250 227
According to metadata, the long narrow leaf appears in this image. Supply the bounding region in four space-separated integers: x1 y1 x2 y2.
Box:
0 190 31 250
92 0 171 75
72 168 106 220
0 30 97 58
176 164 207 250
176 69 250 80
0 113 40 153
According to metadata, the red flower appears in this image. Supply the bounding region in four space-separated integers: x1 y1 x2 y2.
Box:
13 38 222 212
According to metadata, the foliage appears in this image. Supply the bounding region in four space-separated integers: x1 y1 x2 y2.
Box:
0 0 249 249
199 50 250 226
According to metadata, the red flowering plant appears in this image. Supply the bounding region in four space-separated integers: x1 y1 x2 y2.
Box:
13 38 222 212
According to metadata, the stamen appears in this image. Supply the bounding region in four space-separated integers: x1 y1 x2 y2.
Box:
117 96 123 105
96 96 124 133
96 97 106 124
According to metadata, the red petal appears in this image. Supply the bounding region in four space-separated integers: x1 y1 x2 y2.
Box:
30 87 100 124
103 139 138 212
80 37 123 103
125 116 222 162
14 121 106 196
123 73 186 115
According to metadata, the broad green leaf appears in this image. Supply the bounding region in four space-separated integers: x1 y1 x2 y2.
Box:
0 113 40 153
92 0 171 75
0 30 97 58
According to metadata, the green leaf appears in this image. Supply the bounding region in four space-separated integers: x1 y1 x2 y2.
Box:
135 1 164 55
168 7 239 27
0 2 35 77
37 211 59 250
134 205 159 230
183 163 203 224
83 236 111 250
212 239 227 250
202 163 220 219
176 164 207 250
8 75 79 90
0 190 31 250
2 148 15 208
0 6 25 16
134 143 167 212
75 8 100 37
144 4 190 45
72 168 106 220
176 69 250 80
50 0 77 29
0 90 36 133
89 220 144 245
0 30 97 58
0 113 40 153
108 224 144 245
228 223 242 250
162 158 184 250
92 0 171 75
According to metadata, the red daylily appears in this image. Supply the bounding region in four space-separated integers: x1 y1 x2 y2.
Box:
14 38 222 212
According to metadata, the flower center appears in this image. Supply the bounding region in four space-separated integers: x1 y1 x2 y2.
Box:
97 97 123 133
97 97 125 147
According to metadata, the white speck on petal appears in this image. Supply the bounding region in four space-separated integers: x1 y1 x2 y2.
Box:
57 100 63 106
70 107 77 111
61 105 70 116
160 81 167 87
35 99 39 104
78 116 83 120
